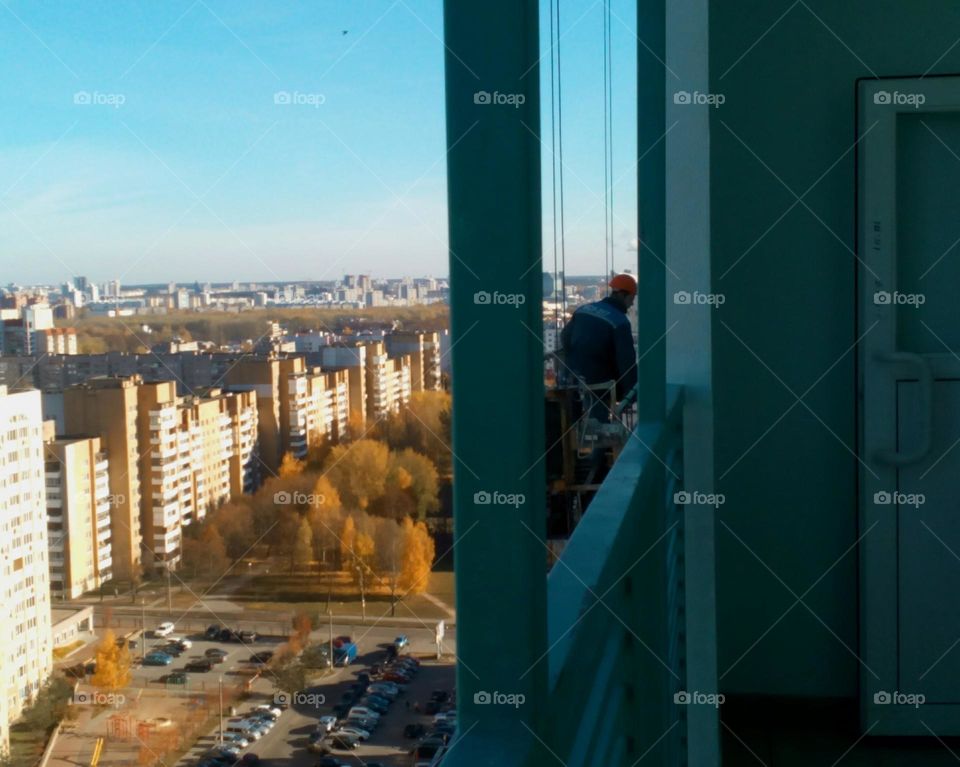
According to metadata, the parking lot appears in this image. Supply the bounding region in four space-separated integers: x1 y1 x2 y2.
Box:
175 632 456 767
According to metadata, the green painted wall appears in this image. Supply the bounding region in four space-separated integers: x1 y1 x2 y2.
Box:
709 0 960 696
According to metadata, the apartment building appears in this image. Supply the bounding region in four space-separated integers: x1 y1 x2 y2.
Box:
138 383 259 569
0 387 53 751
384 330 442 392
224 358 283 472
283 362 350 459
44 432 112 599
33 328 77 355
318 344 368 424
363 341 412 421
63 378 142 584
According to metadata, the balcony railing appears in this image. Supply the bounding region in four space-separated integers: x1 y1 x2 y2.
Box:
445 388 686 767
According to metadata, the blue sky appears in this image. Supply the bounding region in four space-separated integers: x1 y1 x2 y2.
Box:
0 1 637 284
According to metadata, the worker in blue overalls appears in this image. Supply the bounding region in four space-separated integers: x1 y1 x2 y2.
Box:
559 272 638 421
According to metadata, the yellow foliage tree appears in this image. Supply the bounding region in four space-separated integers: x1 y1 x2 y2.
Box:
340 515 357 566
323 439 390 509
278 452 305 478
397 518 435 595
90 629 131 691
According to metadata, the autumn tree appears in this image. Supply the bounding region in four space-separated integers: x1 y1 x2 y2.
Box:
323 439 390 510
212 501 256 561
397 517 435 595
278 452 305 478
293 517 314 572
340 515 357 568
90 629 131 691
378 391 452 474
389 448 440 519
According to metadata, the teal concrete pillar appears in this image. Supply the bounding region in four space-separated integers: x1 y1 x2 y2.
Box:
443 0 547 763
637 0 667 421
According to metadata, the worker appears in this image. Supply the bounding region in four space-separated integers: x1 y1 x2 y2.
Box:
559 272 638 419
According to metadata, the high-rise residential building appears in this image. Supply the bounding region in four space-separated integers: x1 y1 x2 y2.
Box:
385 331 443 392
319 344 368 424
34 328 78 356
137 384 259 570
225 358 283 471
44 433 112 599
282 362 350 459
63 378 142 583
0 386 53 750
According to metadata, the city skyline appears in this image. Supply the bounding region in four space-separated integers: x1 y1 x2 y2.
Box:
0 1 640 284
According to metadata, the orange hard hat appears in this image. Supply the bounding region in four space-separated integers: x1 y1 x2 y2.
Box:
608 273 637 296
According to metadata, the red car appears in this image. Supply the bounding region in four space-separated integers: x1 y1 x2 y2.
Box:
383 672 412 683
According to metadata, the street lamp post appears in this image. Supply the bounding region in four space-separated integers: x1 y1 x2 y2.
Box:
218 676 224 745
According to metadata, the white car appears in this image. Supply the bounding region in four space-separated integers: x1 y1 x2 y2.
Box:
169 636 191 649
315 715 337 733
221 733 249 749
154 622 175 637
252 704 282 720
333 726 370 741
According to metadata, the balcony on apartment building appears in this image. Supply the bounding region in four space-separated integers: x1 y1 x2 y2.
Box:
442 2 960 766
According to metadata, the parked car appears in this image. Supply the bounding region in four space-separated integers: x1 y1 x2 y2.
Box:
248 651 273 664
226 722 260 741
162 671 188 685
346 706 381 721
364 693 391 709
222 733 250 748
404 723 426 739
316 715 337 733
333 725 370 741
144 652 173 666
214 745 242 760
359 698 388 715
185 659 213 672
307 731 328 753
429 690 450 703
237 630 258 642
206 648 229 663
219 628 235 642
205 624 222 639
325 734 358 751
367 683 398 699
393 634 409 650
252 704 282 719
154 622 175 637
345 714 378 729
240 754 259 766
169 636 192 649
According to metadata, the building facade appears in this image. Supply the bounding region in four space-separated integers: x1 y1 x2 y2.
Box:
0 387 53 751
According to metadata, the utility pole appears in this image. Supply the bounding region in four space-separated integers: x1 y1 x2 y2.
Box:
140 598 146 664
166 565 172 615
328 610 334 669
218 676 224 744
357 566 366 622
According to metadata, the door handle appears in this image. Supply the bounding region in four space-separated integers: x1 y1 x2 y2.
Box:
873 351 934 466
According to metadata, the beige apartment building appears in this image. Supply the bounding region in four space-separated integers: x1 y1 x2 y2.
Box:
318 344 368 425
63 377 142 584
385 330 443 392
225 358 283 471
138 383 259 570
283 363 350 459
44 432 112 600
0 387 53 751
